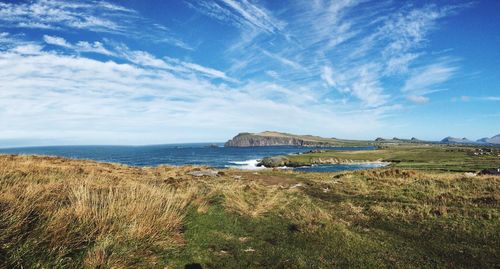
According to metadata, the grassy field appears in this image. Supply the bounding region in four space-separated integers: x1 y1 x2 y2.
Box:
266 145 500 171
0 154 499 268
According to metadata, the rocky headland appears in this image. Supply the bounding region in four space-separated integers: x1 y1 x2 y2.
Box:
224 131 370 147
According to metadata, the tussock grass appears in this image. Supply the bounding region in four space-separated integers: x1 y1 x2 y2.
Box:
211 181 292 218
0 155 499 268
0 155 200 267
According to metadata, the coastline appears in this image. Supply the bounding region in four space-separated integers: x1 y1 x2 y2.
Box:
1 154 498 268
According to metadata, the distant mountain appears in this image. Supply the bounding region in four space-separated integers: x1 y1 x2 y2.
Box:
477 137 490 143
441 137 476 144
489 134 500 144
477 134 500 144
373 137 425 143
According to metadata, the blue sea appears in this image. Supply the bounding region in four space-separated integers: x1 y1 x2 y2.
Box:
0 144 385 172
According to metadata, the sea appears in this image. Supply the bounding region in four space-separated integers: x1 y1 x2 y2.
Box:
0 143 385 172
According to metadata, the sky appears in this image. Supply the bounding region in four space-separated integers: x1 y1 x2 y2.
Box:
0 0 499 147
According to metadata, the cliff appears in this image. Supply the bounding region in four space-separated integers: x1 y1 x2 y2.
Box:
224 131 366 147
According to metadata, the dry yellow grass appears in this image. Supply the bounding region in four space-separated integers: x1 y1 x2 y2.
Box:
214 181 292 218
0 155 296 267
0 155 202 267
1 155 498 268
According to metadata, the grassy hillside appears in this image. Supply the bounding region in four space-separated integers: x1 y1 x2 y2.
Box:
0 155 498 268
267 145 500 171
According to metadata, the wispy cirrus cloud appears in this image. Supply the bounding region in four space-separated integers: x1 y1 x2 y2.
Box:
41 34 234 82
402 61 458 95
0 0 132 32
187 0 285 34
0 0 191 49
190 0 463 107
44 35 114 56
407 95 429 104
0 0 480 145
314 3 462 106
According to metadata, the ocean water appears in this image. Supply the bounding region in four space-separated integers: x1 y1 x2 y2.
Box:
0 144 384 172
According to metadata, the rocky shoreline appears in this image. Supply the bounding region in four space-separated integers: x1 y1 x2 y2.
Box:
257 155 389 168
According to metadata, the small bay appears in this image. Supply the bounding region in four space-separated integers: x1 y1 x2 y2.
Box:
0 144 378 172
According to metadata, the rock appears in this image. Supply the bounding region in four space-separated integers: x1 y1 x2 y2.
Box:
206 144 220 148
258 156 290 168
307 149 326 153
375 137 385 141
478 168 500 176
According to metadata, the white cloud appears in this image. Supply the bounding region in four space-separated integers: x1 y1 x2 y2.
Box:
385 53 420 74
0 0 127 32
188 0 285 33
43 35 70 47
265 70 279 79
0 1 474 145
75 41 113 55
0 0 190 49
9 44 44 55
262 50 303 70
180 61 235 81
348 65 389 107
407 95 429 104
402 62 457 94
44 35 116 56
220 1 461 108
40 37 234 82
321 66 335 87
321 63 388 107
0 44 386 144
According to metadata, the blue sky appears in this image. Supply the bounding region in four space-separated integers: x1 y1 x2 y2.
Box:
0 0 498 147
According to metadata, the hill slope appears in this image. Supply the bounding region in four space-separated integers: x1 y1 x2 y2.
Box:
224 131 370 147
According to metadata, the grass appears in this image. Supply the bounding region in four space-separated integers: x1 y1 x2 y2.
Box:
0 154 499 268
282 145 500 171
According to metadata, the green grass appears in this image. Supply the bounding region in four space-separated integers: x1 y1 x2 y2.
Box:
164 168 499 268
283 145 500 171
0 155 499 268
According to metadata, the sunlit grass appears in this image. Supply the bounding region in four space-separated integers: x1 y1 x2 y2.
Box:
0 154 498 268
